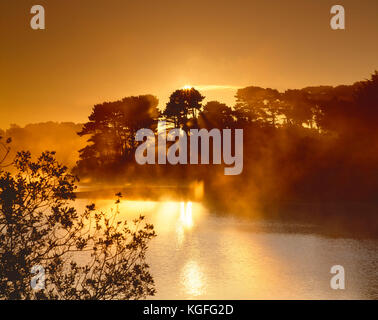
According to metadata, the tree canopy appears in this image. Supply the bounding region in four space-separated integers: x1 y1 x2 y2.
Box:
77 95 159 175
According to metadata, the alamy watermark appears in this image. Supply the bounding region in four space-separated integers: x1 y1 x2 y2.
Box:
30 5 45 30
31 265 45 290
135 121 243 175
330 5 345 30
29 4 346 31
330 265 345 290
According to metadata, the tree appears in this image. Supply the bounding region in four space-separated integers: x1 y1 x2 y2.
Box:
162 88 205 130
281 89 315 128
353 71 378 130
199 101 235 129
77 95 159 174
303 84 356 134
0 151 156 299
234 86 283 126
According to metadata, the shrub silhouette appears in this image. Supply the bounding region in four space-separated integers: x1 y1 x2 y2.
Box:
0 151 156 299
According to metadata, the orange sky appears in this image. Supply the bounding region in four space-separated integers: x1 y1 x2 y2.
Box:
0 0 377 129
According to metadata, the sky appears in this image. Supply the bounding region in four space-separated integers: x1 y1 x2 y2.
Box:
0 0 377 129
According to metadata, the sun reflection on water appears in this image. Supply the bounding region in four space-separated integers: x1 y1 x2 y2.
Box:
76 198 210 297
180 260 205 297
180 201 193 228
176 202 193 246
73 198 375 299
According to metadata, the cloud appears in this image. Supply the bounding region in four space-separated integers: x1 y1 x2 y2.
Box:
194 85 241 91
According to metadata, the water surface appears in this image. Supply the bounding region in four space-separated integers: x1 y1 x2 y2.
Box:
76 199 378 299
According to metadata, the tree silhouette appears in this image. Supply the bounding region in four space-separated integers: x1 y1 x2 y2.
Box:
162 88 205 130
281 89 315 128
0 151 156 299
199 101 235 129
353 71 378 130
234 86 284 126
77 95 159 174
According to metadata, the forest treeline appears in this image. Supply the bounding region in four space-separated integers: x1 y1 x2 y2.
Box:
2 72 377 234
72 72 378 234
0 122 85 170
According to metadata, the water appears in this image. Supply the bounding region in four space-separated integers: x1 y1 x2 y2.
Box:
75 199 378 300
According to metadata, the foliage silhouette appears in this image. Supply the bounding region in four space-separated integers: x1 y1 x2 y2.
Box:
76 95 159 176
162 88 205 130
0 151 156 299
199 101 235 129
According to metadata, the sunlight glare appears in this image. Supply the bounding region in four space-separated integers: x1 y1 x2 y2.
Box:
180 260 206 297
180 202 193 228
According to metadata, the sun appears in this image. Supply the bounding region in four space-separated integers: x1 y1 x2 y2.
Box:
182 85 193 90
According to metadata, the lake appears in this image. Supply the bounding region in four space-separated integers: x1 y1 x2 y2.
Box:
75 199 378 299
